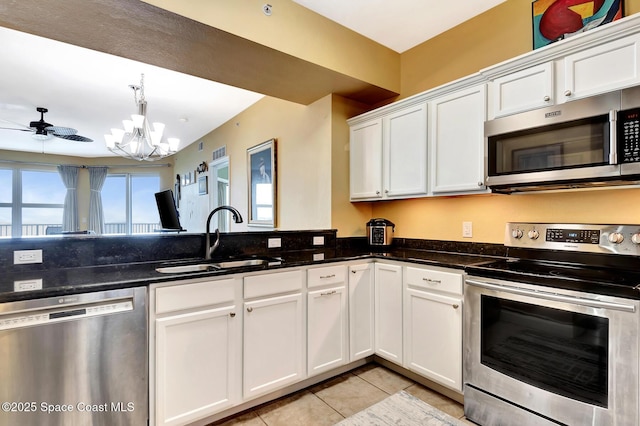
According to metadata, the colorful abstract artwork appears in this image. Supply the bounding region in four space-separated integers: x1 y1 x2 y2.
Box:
532 0 624 49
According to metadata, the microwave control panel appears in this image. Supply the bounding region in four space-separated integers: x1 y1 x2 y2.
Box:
618 108 640 163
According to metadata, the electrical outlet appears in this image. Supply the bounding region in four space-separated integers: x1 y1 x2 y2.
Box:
14 279 43 292
462 222 473 238
267 237 281 248
14 249 43 264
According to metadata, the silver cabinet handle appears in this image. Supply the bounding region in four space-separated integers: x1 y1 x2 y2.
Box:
229 312 236 318
452 304 459 309
384 189 389 194
376 190 381 195
320 274 336 279
247 307 253 313
478 181 484 187
564 89 572 97
423 278 441 284
543 95 550 102
321 290 337 296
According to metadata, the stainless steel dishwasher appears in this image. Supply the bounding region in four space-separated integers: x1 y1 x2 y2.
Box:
0 287 147 426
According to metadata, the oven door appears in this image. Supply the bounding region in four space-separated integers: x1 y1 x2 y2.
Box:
464 276 639 426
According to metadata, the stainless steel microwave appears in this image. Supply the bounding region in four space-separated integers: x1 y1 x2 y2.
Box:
485 86 640 193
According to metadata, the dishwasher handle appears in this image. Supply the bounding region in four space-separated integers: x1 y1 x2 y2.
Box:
0 298 135 331
466 278 637 313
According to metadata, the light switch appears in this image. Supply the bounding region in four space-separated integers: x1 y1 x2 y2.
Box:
462 222 473 238
267 238 281 248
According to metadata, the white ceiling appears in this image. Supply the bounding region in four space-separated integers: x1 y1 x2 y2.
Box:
293 0 507 53
0 1 505 159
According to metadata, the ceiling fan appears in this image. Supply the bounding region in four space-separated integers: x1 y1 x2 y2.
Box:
0 107 93 142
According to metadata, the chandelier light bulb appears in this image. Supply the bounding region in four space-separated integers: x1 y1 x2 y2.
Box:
111 128 125 144
122 120 134 133
168 138 180 152
131 114 145 129
104 134 116 149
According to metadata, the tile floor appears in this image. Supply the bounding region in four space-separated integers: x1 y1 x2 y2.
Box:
209 364 475 426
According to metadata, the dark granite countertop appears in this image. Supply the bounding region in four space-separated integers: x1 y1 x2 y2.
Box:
0 248 499 303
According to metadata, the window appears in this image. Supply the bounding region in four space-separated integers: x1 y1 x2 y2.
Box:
103 174 160 234
0 169 66 238
0 169 11 237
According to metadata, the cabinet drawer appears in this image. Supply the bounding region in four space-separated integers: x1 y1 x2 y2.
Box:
307 265 347 288
405 266 463 295
244 270 303 299
155 278 236 314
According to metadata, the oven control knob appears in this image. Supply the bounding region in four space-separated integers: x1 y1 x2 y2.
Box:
632 233 640 244
527 229 540 240
511 229 524 239
608 232 625 244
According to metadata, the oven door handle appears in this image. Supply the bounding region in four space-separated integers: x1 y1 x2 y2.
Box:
466 279 636 313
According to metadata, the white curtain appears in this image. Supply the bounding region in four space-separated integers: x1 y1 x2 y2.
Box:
57 165 79 232
88 166 108 235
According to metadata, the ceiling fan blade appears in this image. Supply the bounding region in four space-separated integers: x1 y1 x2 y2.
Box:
0 118 32 130
47 125 77 136
56 134 93 142
0 126 32 132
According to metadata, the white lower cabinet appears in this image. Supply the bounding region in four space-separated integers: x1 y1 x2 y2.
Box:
307 265 349 377
403 266 463 392
152 278 241 426
348 263 375 360
374 262 403 364
243 270 305 400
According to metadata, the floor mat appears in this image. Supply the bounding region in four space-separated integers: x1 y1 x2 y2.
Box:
335 390 465 425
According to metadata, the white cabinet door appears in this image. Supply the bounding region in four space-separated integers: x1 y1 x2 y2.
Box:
404 288 462 392
491 62 553 118
562 34 640 101
349 263 374 360
155 305 240 426
243 292 304 399
350 118 383 200
307 285 348 376
383 102 428 198
430 84 487 194
374 263 403 364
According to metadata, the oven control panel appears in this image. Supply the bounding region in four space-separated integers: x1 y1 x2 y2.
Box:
506 223 640 255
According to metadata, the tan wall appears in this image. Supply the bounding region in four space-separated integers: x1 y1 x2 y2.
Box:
367 0 640 244
330 95 372 237
173 95 337 233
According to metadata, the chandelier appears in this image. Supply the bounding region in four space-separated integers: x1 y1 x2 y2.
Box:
104 74 179 161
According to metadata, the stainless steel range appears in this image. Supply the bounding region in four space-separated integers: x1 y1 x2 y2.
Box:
464 223 640 426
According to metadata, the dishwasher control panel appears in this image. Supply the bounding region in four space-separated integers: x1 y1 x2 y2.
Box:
0 300 133 331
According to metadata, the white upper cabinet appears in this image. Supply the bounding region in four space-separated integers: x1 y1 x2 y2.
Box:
349 119 383 200
429 84 487 194
490 62 554 118
560 34 640 102
349 101 428 201
383 103 428 198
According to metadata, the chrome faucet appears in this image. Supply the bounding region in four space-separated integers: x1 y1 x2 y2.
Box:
205 206 243 260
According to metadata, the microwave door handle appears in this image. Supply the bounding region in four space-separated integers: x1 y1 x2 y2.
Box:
610 109 617 165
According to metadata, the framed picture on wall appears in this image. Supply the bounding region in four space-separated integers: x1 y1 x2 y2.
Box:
198 175 208 195
532 0 623 49
247 138 277 227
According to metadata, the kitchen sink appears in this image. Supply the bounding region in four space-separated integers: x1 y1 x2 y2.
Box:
155 257 281 274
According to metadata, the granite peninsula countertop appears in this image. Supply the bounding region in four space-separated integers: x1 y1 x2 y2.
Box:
0 248 500 303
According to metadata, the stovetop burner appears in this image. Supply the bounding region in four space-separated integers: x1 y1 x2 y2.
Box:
465 223 640 299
